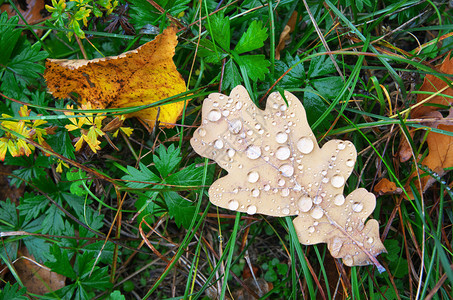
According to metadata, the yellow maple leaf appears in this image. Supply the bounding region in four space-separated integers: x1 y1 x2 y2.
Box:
44 26 187 131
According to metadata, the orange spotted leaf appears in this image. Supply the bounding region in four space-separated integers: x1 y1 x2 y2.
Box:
44 27 186 130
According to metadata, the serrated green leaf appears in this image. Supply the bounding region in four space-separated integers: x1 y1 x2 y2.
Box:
234 20 268 54
129 0 189 28
53 284 77 300
108 291 126 300
122 162 160 188
163 191 196 228
20 193 49 225
223 59 242 90
308 53 336 78
23 236 52 263
42 204 65 235
0 12 21 65
74 285 89 300
1 36 47 91
62 192 85 217
76 253 112 289
0 239 18 262
47 131 76 159
311 76 344 99
0 282 28 300
165 164 205 187
46 244 77 279
78 209 104 237
197 39 227 63
7 156 48 187
275 52 305 89
0 199 18 230
153 144 182 178
237 55 270 81
66 168 88 197
208 12 230 51
82 241 116 264
303 87 334 132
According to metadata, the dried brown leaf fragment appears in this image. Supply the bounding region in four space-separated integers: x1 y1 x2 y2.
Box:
190 86 386 270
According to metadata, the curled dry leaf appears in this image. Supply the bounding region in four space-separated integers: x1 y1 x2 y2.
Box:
190 86 386 270
399 53 453 198
44 27 186 131
275 12 299 60
374 178 402 196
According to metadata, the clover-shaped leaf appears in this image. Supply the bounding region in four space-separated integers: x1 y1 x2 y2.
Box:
190 85 386 270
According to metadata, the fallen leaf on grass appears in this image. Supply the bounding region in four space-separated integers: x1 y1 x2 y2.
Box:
0 0 46 36
374 178 402 196
275 12 299 60
191 85 386 270
411 53 453 119
44 27 186 131
14 247 66 295
400 53 453 198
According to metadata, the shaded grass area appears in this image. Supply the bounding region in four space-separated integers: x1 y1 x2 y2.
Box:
0 0 452 299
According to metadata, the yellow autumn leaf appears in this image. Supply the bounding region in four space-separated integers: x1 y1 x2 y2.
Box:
44 26 187 131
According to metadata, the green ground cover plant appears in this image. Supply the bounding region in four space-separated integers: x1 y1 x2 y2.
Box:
0 0 452 299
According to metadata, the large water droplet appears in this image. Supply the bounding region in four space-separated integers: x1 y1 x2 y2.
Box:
337 142 346 150
281 188 290 197
227 149 235 158
308 226 315 233
313 196 322 204
331 175 345 188
352 202 363 212
343 255 353 266
198 128 206 137
282 207 290 215
298 196 313 212
207 109 221 122
263 184 270 191
246 145 261 160
297 137 314 154
346 159 355 167
279 164 294 177
276 146 291 160
214 139 224 149
311 207 324 219
251 189 260 197
334 194 345 205
247 205 257 215
236 101 243 110
276 132 288 144
228 200 239 210
247 171 260 183
228 119 242 134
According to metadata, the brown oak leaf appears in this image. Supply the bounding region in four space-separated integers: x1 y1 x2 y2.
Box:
190 86 386 270
400 53 453 198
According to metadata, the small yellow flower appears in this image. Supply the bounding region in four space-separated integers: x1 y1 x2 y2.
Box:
0 105 51 160
64 103 106 153
56 159 69 173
